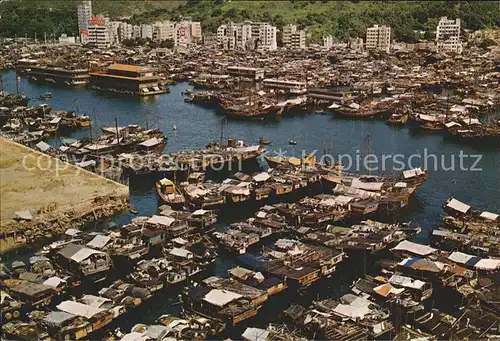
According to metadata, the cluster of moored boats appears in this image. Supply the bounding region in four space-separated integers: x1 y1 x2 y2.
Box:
156 150 428 218
2 171 498 340
0 94 168 179
0 103 91 143
186 87 500 140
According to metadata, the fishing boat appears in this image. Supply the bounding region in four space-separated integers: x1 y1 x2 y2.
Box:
263 155 288 169
181 182 226 210
258 137 271 145
55 243 112 283
387 113 408 125
75 115 91 128
38 92 52 100
447 124 500 141
2 118 22 132
156 178 186 209
23 117 39 130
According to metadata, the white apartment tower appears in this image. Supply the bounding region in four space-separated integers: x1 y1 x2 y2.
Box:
173 21 203 46
190 22 202 41
258 23 277 51
132 25 142 39
87 16 111 48
283 24 306 49
366 25 391 53
436 17 463 54
109 21 121 44
77 0 92 43
141 24 153 40
323 35 333 50
217 21 277 51
118 22 133 41
175 21 192 47
153 21 175 41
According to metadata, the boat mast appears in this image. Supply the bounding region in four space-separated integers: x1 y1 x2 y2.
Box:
220 116 226 146
75 98 79 114
89 109 95 144
15 75 20 96
115 117 120 146
367 134 372 176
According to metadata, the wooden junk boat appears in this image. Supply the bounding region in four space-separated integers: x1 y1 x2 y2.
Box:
447 124 500 141
387 113 409 125
156 178 186 209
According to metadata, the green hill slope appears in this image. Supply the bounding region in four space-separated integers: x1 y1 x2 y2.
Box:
1 0 499 43
0 0 185 38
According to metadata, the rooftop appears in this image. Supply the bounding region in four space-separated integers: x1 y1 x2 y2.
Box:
108 63 152 73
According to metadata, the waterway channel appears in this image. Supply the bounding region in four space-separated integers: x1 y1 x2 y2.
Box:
2 70 500 336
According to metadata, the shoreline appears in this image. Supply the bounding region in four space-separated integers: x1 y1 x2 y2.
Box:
0 137 129 255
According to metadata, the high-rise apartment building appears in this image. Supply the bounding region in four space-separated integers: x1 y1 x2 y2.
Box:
141 24 153 40
174 21 203 46
217 21 277 51
153 21 175 41
366 25 391 53
283 24 306 49
118 22 133 41
87 16 111 48
323 35 333 50
77 0 92 43
436 17 463 54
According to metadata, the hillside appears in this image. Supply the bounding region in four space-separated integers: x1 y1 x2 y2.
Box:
1 0 499 43
0 0 185 38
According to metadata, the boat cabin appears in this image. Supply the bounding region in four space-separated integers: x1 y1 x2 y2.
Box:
56 244 111 282
4 280 55 308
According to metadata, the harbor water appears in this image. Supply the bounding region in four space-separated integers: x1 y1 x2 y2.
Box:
2 70 500 335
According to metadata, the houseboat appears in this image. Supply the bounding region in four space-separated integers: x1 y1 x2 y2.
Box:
182 285 261 327
55 244 112 283
2 280 55 309
1 291 23 321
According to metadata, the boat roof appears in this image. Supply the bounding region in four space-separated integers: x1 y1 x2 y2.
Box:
10 281 53 296
147 215 175 227
391 240 437 256
57 300 106 319
86 235 112 249
445 198 471 214
203 289 242 307
58 243 105 263
44 311 76 326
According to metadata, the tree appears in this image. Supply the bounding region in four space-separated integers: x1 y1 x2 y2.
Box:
224 8 239 19
122 38 135 47
159 39 175 48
